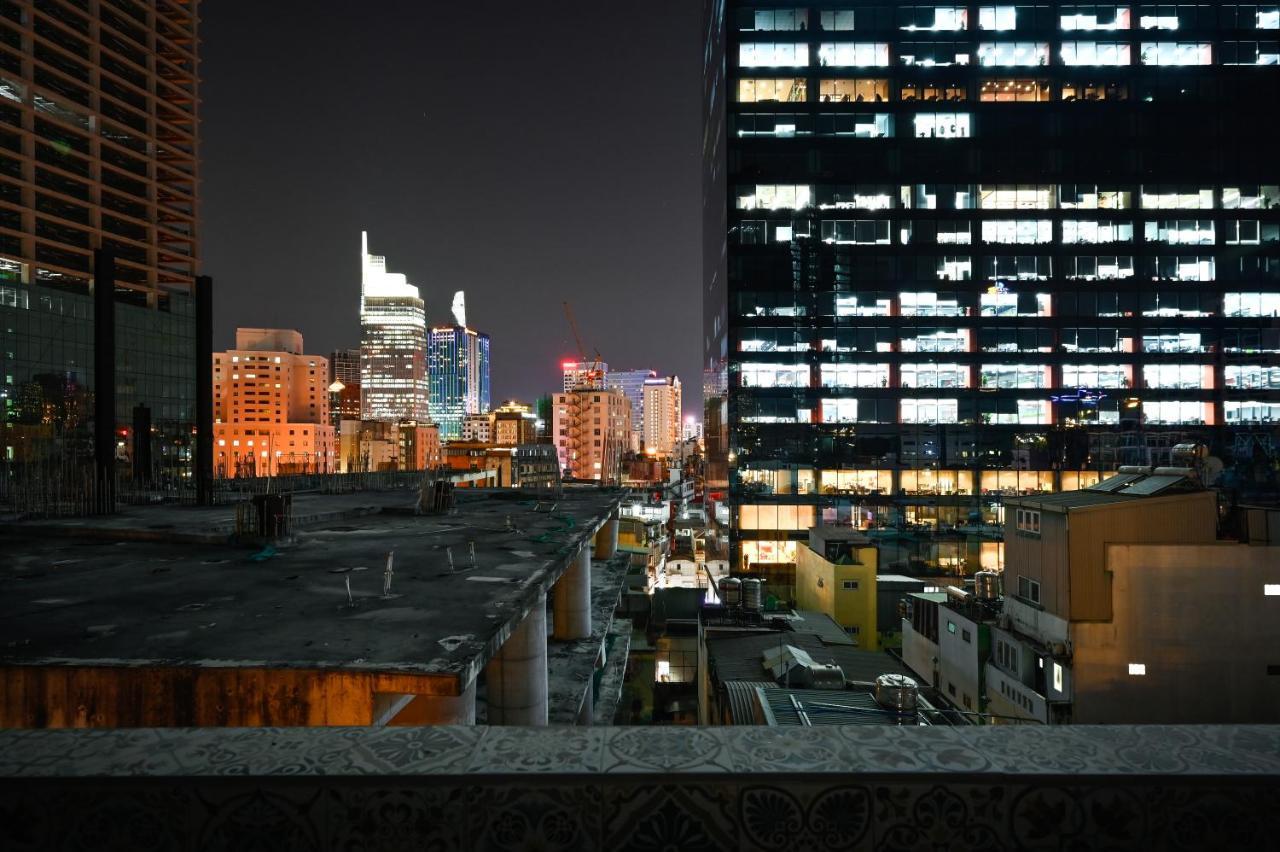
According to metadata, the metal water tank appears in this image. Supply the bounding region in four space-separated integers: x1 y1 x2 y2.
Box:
974 571 1002 601
742 578 763 612
721 577 742 607
874 673 919 712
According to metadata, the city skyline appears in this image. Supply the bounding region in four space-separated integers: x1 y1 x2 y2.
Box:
1 1 1278 840
199 1 704 416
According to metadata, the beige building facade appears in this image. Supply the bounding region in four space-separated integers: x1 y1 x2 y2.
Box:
213 329 335 477
642 376 681 456
553 387 630 483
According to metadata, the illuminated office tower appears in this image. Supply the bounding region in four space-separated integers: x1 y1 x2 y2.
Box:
609 368 657 449
428 290 490 440
0 0 204 488
704 2 1280 574
359 231 428 422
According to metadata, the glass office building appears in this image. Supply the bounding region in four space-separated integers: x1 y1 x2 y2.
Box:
704 2 1280 574
428 319 490 440
1 0 201 490
359 231 429 423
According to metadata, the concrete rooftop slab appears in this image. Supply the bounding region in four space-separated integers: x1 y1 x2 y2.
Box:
0 489 624 691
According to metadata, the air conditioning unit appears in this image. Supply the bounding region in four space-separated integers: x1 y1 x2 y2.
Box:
997 613 1012 631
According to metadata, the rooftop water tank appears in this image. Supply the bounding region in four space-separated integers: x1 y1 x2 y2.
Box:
721 576 742 607
874 673 919 713
974 571 1002 601
742 578 763 612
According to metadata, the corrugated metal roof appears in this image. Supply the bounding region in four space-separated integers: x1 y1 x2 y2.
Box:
724 680 774 724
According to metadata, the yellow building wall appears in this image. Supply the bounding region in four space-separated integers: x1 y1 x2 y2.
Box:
795 544 879 649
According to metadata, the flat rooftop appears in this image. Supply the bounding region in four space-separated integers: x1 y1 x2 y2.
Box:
0 488 623 691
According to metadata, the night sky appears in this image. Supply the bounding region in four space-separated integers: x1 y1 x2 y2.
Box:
200 1 703 417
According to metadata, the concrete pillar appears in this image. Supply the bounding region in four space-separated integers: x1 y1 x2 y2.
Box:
593 516 620 560
379 680 477 726
553 545 592 640
485 593 549 725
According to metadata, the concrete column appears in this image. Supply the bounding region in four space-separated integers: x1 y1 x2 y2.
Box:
485 593 549 725
553 545 592 640
593 516 620 560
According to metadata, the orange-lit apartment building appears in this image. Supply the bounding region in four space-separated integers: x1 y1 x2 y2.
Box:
553 387 630 484
213 329 335 478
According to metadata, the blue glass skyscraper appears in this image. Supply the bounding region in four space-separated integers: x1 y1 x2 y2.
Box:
428 291 491 439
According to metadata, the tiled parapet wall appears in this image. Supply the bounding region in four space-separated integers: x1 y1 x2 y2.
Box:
1 725 1278 850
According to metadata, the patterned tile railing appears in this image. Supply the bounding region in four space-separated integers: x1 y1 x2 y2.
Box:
1 725 1277 850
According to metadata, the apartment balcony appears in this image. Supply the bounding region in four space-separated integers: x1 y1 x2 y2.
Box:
0 725 1276 849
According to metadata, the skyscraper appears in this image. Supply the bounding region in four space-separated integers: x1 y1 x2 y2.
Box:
329 349 360 386
609 368 657 449
0 0 204 491
428 290 490 439
359 232 428 423
643 375 683 456
705 2 1280 574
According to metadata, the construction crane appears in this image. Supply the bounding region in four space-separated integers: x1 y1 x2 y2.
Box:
562 301 605 389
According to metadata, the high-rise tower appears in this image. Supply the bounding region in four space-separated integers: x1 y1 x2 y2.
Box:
359 231 428 423
0 0 204 490
428 290 490 439
705 1 1280 577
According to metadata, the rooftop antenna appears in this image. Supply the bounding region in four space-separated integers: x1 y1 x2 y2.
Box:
383 550 395 597
446 546 455 574
468 541 477 570
345 575 353 607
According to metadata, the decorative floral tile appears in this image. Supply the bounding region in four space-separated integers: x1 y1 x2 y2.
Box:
468 727 603 774
873 784 1011 852
327 784 467 851
192 785 325 852
466 783 600 851
739 783 874 852
602 783 738 851
352 726 483 774
602 727 734 773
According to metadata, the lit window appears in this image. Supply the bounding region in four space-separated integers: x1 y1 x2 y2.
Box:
739 42 810 68
1140 42 1212 65
979 6 1018 31
737 78 807 103
913 112 971 138
1061 6 1131 31
1265 584 1280 596
1061 41 1132 65
977 42 1050 66
1128 663 1146 676
817 42 891 67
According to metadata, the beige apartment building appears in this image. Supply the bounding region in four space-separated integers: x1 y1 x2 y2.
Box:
213 329 335 477
642 375 681 456
553 387 630 483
